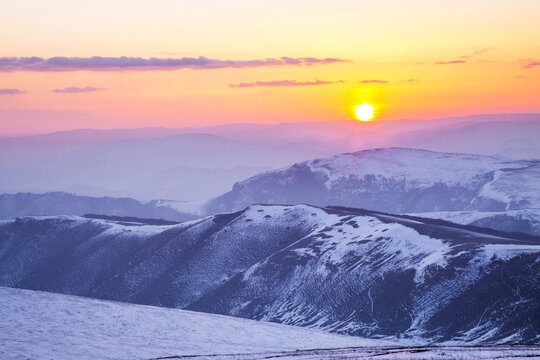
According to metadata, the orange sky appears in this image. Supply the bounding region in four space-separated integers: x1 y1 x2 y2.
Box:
1 0 539 136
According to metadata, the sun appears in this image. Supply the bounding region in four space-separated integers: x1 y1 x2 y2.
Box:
354 103 375 121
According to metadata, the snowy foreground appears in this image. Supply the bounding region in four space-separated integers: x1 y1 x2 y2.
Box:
2 287 538 360
0 286 381 360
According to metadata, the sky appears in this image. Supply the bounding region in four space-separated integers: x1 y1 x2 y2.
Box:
0 0 539 136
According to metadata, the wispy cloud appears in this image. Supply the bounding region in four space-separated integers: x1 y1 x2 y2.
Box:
229 79 345 88
401 78 419 82
0 56 351 72
523 60 540 68
52 86 106 93
460 48 491 59
434 60 467 65
0 88 26 95
358 79 388 84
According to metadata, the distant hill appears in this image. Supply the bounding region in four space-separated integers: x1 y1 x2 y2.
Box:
0 133 338 201
0 192 197 221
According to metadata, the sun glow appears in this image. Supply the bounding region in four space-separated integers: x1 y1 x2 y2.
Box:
355 104 375 121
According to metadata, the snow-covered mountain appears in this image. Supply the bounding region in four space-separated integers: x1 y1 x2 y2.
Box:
0 286 376 360
1 204 538 344
0 192 197 221
205 148 540 235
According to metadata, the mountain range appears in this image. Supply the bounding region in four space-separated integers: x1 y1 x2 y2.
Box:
3 147 539 236
1 116 539 348
1 113 539 201
1 204 538 344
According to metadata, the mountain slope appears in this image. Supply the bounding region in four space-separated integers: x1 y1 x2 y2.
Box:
0 206 321 308
1 205 538 344
188 206 540 344
0 286 376 360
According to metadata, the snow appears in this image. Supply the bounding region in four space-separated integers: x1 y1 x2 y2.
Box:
290 211 450 283
304 148 513 190
95 220 176 237
1 288 537 360
0 286 382 360
477 170 513 205
201 346 540 359
482 243 540 261
410 210 506 223
410 209 540 223
481 165 540 208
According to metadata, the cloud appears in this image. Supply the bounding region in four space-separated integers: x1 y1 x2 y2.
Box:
358 79 388 84
229 79 345 88
52 86 106 93
523 60 540 68
460 48 491 59
434 60 467 65
0 88 26 95
0 56 351 72
401 78 419 82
